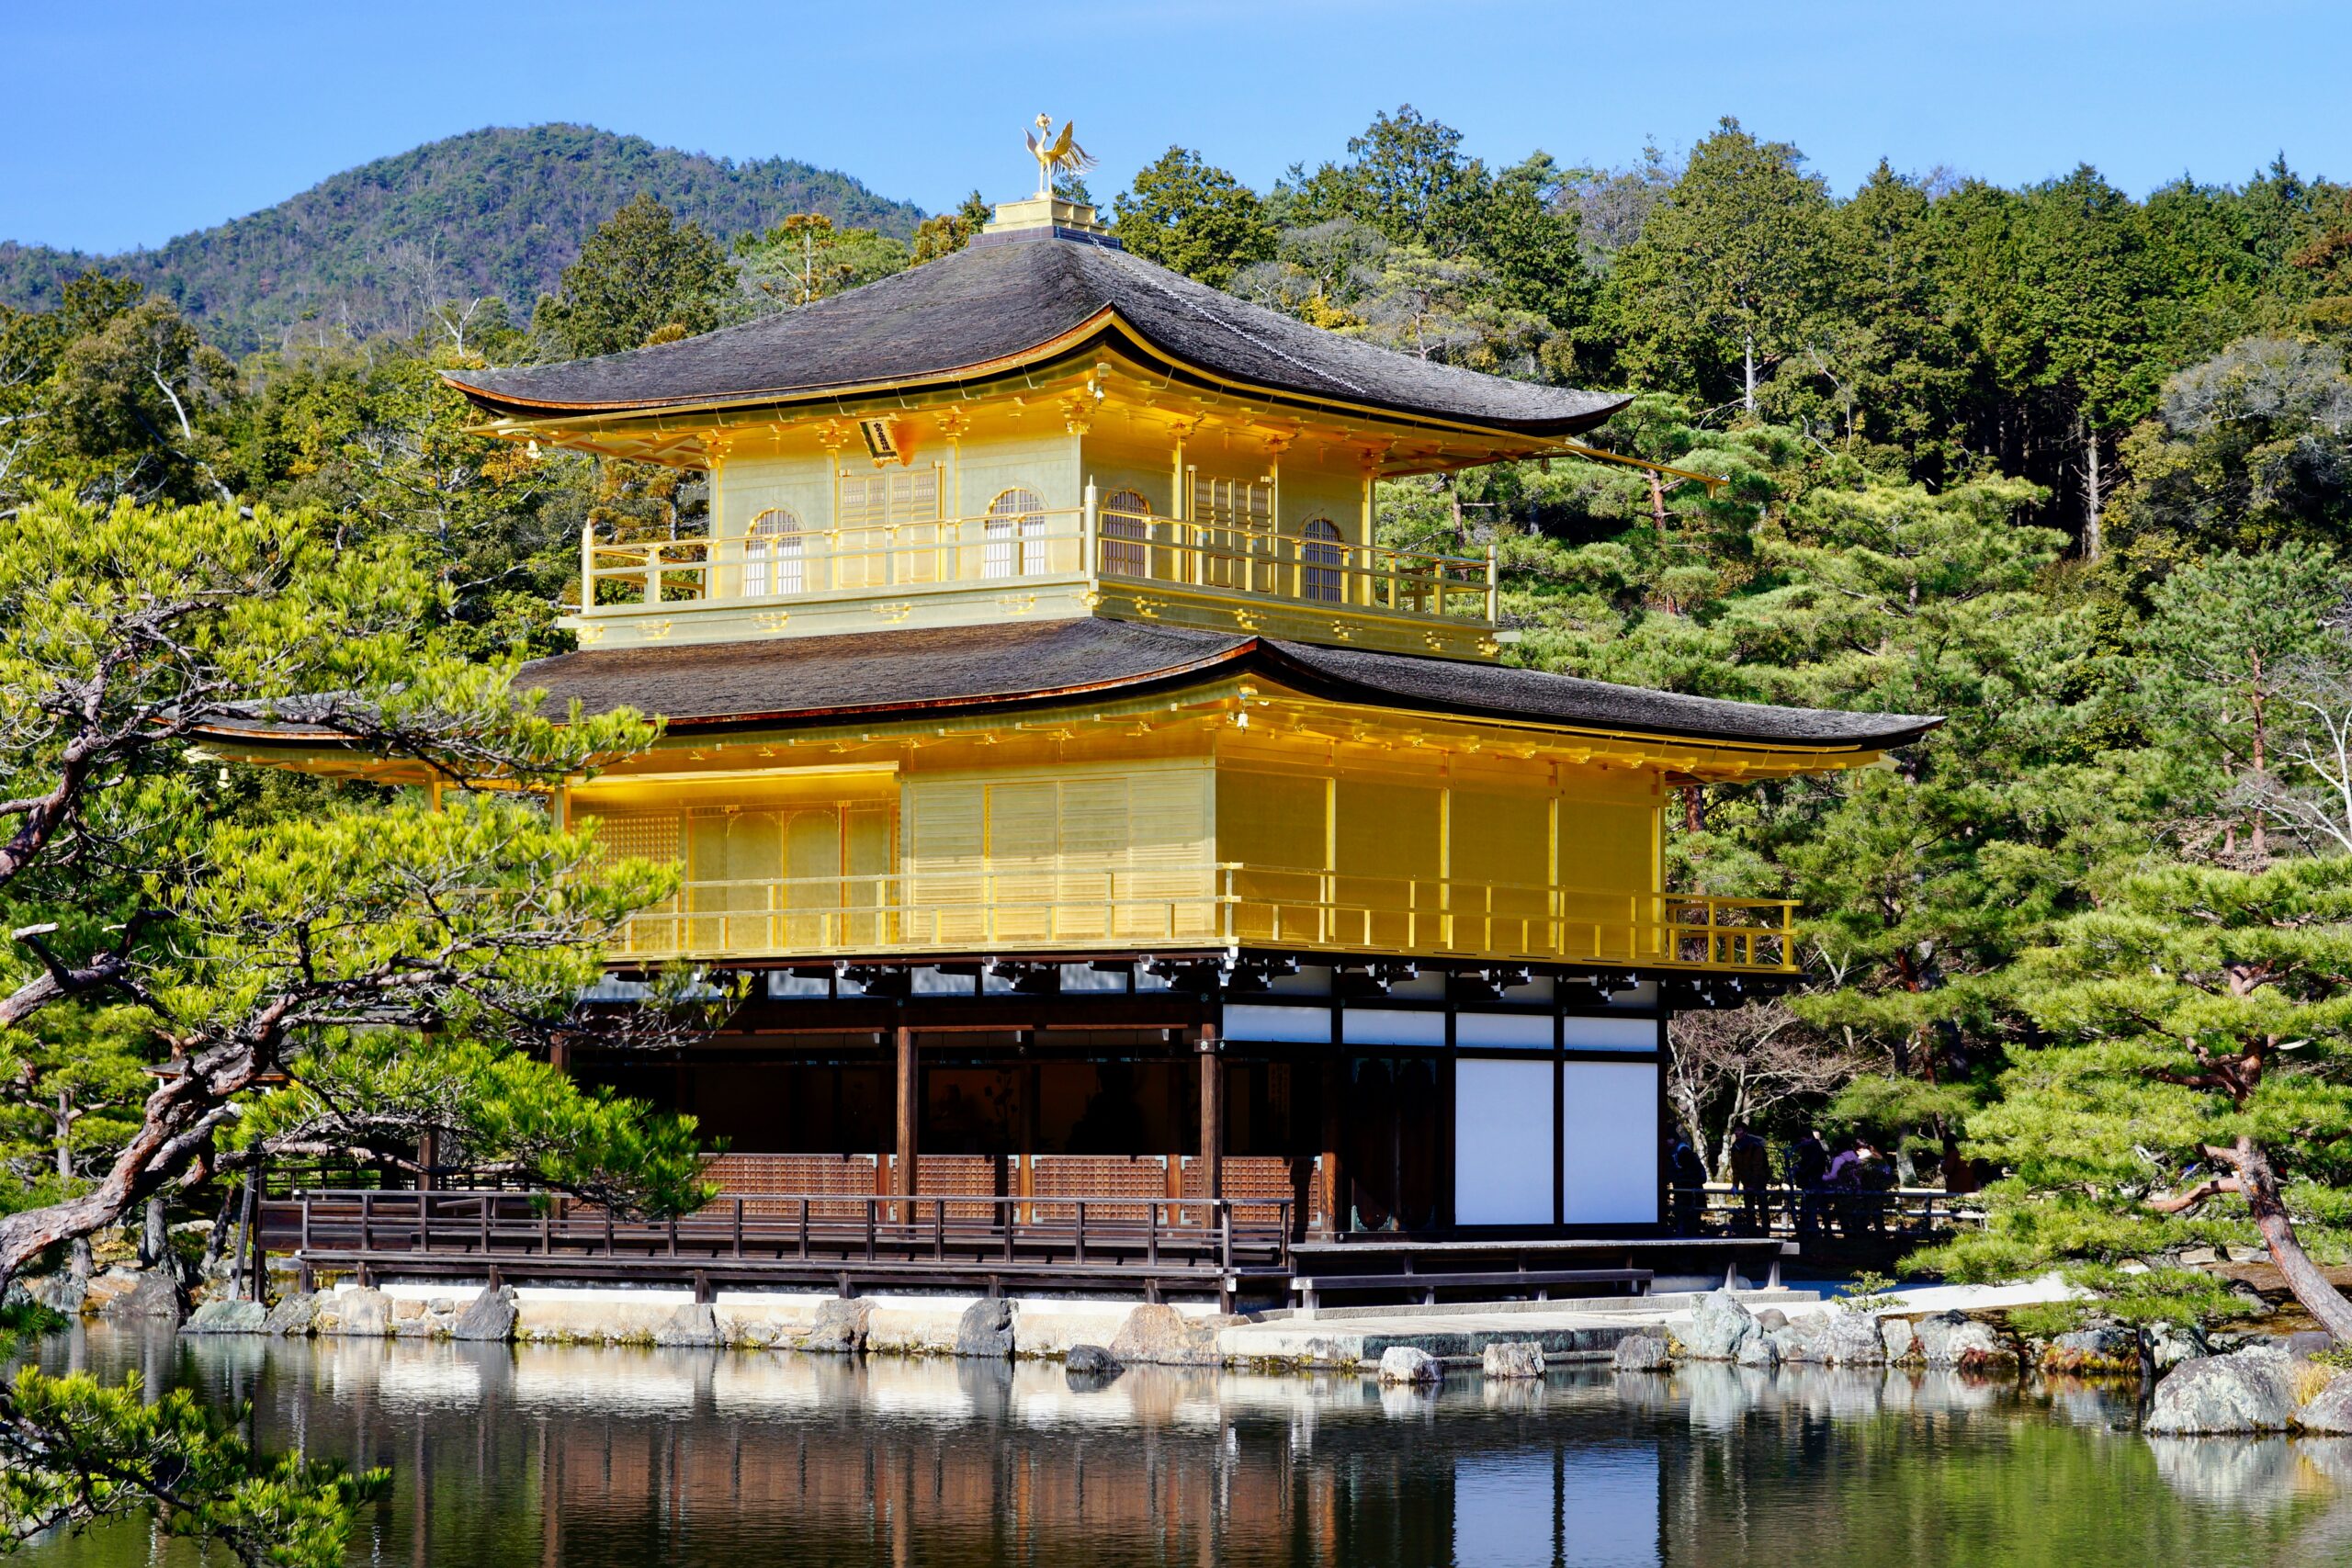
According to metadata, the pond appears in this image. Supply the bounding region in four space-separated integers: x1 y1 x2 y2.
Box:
17 1323 2352 1566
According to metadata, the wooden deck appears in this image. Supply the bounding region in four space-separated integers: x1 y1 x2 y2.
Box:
262 1190 1295 1309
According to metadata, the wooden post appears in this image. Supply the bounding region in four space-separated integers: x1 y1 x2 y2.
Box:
894 1025 919 1224
1081 479 1099 579
1198 1022 1224 1204
1320 1056 1346 1236
246 1171 266 1303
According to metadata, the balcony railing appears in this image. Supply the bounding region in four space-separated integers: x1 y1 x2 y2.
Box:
578 501 1498 626
605 864 1798 974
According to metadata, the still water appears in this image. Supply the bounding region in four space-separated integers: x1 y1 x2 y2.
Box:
19 1323 2352 1567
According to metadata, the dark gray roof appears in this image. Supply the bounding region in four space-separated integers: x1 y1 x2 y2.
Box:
201 619 1937 751
447 231 1627 437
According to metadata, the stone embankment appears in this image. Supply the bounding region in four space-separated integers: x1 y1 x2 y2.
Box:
1662 1291 2020 1372
176 1286 1298 1368
1641 1289 2352 1438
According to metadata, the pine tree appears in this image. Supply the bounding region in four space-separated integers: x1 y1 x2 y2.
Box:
534 194 732 358
1111 148 1275 288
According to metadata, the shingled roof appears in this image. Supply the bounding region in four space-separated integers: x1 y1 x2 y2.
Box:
203 621 1938 752
447 230 1629 437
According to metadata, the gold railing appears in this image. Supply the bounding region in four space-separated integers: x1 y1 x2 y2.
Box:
577 502 1497 626
606 864 1797 974
1096 507 1495 622
581 510 1091 608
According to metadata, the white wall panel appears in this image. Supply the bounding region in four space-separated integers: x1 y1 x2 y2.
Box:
1454 1059 1555 1224
1561 1061 1659 1224
1221 1003 1330 1043
1341 1007 1447 1046
1455 1011 1554 1049
1560 1015 1659 1052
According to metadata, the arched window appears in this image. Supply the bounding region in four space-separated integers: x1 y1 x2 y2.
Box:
983 487 1046 579
1301 517 1346 604
743 508 803 597
1100 488 1150 579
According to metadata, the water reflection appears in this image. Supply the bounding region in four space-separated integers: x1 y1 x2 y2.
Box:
17 1323 2352 1566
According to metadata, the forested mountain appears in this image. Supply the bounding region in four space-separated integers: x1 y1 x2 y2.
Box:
0 124 924 354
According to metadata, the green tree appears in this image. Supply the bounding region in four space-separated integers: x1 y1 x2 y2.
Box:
910 191 990 264
2002 168 2165 558
2140 541 2342 860
1607 118 1836 414
0 1365 386 1566
535 193 732 358
1281 105 1487 254
1936 855 2352 1337
1734 476 2084 1186
0 489 717 1559
38 292 237 503
2113 335 2352 566
1112 148 1275 288
732 213 909 308
1343 244 1552 374
1798 163 1975 481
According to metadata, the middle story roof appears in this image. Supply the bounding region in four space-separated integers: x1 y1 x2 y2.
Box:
204 619 1936 761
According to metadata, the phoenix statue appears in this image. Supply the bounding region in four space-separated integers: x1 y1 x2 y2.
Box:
1025 114 1096 199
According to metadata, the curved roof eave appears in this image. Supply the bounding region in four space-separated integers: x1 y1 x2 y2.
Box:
445 310 1629 443
191 622 1941 758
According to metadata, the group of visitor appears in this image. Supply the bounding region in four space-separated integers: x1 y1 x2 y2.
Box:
1663 1125 1898 1238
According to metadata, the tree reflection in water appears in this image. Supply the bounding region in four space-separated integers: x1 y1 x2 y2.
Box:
15 1325 2352 1566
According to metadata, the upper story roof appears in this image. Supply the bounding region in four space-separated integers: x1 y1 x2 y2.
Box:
446 226 1628 438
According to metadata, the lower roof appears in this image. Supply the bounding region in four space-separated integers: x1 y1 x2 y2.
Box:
365 619 1932 751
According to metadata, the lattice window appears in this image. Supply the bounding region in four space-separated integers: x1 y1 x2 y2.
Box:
1191 474 1272 530
743 507 803 597
839 466 942 529
983 486 1046 579
588 811 681 870
1301 517 1345 603
1100 488 1149 578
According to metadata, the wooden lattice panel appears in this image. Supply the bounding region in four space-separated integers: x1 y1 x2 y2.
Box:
911 1155 997 1221
1032 1154 1168 1223
1182 1156 1303 1226
702 1153 877 1220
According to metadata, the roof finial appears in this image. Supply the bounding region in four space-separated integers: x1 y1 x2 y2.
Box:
1024 113 1095 200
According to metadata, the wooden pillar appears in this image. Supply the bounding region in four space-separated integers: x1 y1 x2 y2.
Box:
1320 1055 1347 1237
1018 1053 1039 1224
893 1025 918 1210
1198 1022 1224 1203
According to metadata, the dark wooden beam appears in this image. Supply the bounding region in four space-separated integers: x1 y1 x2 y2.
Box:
894 1025 918 1215
1320 1055 1346 1237
1198 1021 1224 1202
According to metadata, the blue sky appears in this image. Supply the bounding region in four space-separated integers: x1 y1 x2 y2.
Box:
6 0 2346 254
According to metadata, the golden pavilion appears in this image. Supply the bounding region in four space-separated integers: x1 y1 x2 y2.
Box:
222 166 1934 1304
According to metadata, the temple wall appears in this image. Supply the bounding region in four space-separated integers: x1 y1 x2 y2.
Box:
1214 739 1662 964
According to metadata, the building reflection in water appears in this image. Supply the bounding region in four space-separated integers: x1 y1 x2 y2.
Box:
28 1326 2352 1568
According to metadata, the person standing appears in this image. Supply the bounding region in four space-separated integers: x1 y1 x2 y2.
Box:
1790 1128 1830 1241
1728 1122 1771 1235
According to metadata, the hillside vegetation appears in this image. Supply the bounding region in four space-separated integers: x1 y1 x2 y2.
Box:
0 124 923 353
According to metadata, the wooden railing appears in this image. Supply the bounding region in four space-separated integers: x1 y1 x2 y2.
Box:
1671 1184 1987 1237
575 497 1497 626
266 1190 1293 1296
605 864 1801 975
